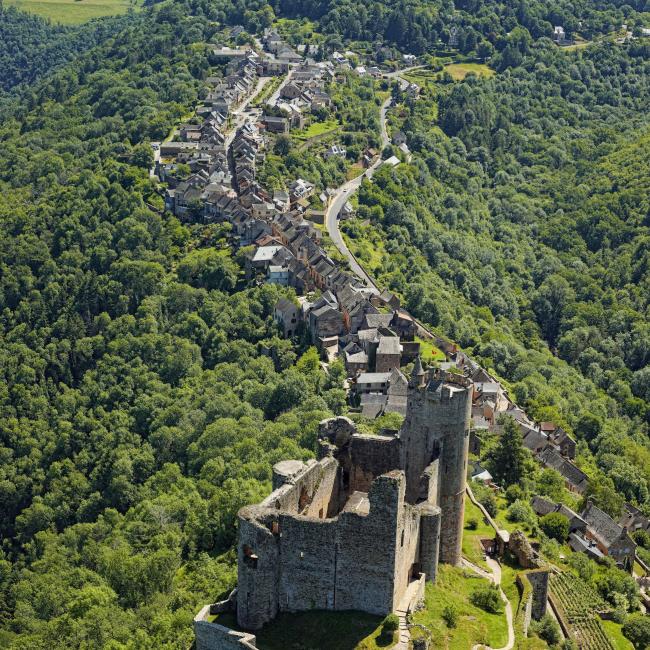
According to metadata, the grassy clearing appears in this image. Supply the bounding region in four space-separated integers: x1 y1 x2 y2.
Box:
294 119 340 141
601 620 634 650
443 63 495 81
412 565 509 650
213 610 394 650
462 495 493 569
6 0 140 23
415 336 447 362
346 163 365 181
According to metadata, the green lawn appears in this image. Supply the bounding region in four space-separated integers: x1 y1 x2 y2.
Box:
443 63 495 81
411 565 509 650
213 610 394 650
462 494 493 569
415 336 447 362
601 620 634 650
294 119 340 141
6 0 141 23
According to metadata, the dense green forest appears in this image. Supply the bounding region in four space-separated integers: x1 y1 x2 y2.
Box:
0 6 136 93
0 0 649 646
345 38 650 514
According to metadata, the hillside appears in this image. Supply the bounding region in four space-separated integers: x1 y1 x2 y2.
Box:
0 0 649 647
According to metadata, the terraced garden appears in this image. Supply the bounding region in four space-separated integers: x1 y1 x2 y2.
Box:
549 572 614 650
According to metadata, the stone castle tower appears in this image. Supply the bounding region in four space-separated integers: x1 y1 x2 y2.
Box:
227 365 472 632
400 361 472 564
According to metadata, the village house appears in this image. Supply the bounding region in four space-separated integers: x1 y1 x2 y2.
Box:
375 335 402 373
324 144 347 160
274 298 300 337
262 115 290 134
579 502 636 572
536 447 588 494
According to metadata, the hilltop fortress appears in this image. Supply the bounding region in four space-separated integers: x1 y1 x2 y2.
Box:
195 366 472 646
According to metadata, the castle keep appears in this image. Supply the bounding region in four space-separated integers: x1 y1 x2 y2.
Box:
235 366 471 631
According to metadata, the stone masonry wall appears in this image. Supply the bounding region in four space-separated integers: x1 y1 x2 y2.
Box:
263 457 340 518
194 607 257 650
334 472 403 614
348 434 400 493
400 376 471 565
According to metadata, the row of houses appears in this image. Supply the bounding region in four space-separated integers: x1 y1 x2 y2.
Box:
162 50 266 217
532 496 637 572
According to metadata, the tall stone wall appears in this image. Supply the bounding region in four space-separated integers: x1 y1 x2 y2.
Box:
237 471 414 629
417 504 441 582
236 510 280 630
400 375 471 565
278 516 337 611
334 472 403 614
348 434 400 493
264 457 340 518
526 569 549 621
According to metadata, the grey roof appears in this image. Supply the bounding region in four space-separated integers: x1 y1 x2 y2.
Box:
356 372 391 384
362 313 393 329
537 447 587 490
531 495 556 516
275 298 296 313
569 533 604 559
581 501 625 548
377 336 401 355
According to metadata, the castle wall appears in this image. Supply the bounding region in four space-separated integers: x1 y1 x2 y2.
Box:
194 618 257 650
392 502 422 606
334 473 402 614
400 376 471 565
348 434 400 493
278 516 337 611
417 504 441 582
264 457 340 518
237 511 280 630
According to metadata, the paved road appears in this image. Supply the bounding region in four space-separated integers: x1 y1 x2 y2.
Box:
224 75 273 148
324 66 423 290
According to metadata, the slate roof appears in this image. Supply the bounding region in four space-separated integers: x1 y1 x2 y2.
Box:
377 336 401 355
581 501 625 548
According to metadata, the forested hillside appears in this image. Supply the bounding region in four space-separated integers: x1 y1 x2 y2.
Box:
0 6 135 93
346 38 650 512
0 4 345 646
0 0 649 647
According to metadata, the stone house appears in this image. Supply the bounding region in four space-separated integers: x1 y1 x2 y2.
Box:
618 503 650 534
536 447 588 494
375 335 402 373
262 116 290 134
581 501 636 572
274 298 300 338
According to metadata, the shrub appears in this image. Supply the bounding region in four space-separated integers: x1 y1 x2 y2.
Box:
467 518 478 530
442 603 458 628
533 614 562 646
539 512 569 541
382 613 399 633
623 613 650 649
507 499 534 523
470 585 502 613
505 483 526 505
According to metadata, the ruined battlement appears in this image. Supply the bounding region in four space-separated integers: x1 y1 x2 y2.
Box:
227 362 471 633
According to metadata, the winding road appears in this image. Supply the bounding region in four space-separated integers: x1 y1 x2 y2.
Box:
324 67 422 290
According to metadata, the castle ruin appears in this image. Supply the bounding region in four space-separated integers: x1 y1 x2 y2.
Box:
234 365 472 631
